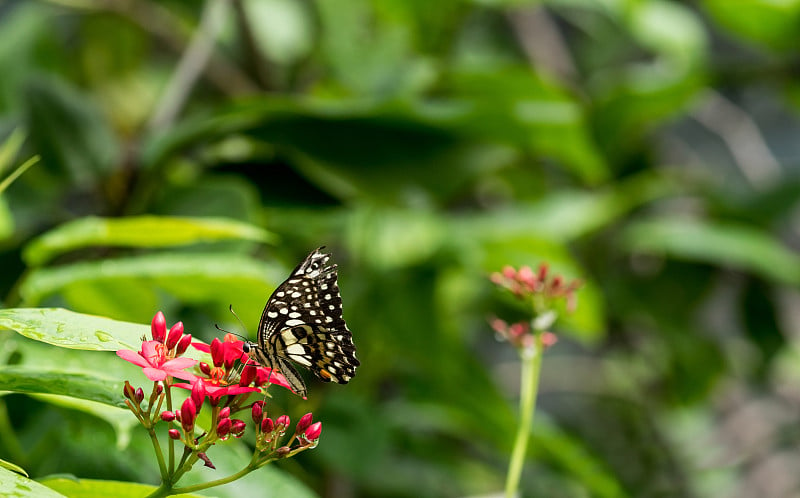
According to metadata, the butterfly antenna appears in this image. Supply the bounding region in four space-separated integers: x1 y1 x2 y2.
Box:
228 305 251 340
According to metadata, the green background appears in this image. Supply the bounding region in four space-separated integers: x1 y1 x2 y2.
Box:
0 0 799 496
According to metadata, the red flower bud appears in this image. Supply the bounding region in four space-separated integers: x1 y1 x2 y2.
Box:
217 417 232 438
199 362 212 375
180 398 196 432
239 365 257 386
151 311 167 343
304 421 322 441
276 414 290 427
156 384 164 395
176 334 192 355
134 388 144 404
295 413 313 435
168 428 180 440
198 452 215 469
123 381 136 401
166 322 184 349
261 417 274 433
210 338 223 367
537 263 548 282
219 406 231 419
502 265 516 279
160 411 176 422
230 419 246 437
190 381 205 410
251 401 264 424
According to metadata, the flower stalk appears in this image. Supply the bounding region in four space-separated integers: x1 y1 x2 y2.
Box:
490 264 581 498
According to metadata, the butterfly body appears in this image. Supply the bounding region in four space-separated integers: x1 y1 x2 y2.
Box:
244 248 359 398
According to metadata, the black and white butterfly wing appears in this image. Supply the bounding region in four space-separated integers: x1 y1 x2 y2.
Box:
249 248 359 398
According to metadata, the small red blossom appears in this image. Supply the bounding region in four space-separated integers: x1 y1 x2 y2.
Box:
168 428 180 440
193 334 247 366
117 340 198 382
261 417 274 433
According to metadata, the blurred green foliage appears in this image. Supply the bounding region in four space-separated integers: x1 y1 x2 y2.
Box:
0 0 799 496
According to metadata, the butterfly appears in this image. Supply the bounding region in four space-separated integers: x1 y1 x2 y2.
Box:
242 247 359 398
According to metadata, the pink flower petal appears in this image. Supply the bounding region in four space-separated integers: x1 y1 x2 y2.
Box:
161 357 198 370
142 367 167 381
167 369 198 382
116 350 150 368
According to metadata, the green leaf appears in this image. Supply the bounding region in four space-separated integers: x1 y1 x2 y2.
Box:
0 458 28 477
702 0 800 50
23 215 274 266
0 308 145 351
622 218 800 285
24 76 120 183
18 253 286 326
39 477 202 498
0 466 65 497
32 394 137 449
0 367 125 408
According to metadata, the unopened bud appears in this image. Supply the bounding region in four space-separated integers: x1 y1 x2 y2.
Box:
261 417 274 433
251 401 264 424
217 417 232 438
151 311 167 343
160 411 176 422
176 334 192 355
134 388 144 404
304 421 322 441
168 429 180 440
166 322 184 349
199 362 211 375
295 413 313 435
230 419 247 437
123 381 136 401
190 381 205 410
180 398 196 432
219 406 230 419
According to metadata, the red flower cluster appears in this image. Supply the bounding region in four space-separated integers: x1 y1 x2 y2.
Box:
117 311 324 481
490 263 581 312
489 263 581 352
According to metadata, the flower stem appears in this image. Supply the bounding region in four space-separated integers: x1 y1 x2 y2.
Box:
504 331 544 498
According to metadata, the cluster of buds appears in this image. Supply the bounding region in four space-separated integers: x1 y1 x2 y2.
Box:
252 407 323 460
489 263 581 353
489 319 558 350
490 264 581 313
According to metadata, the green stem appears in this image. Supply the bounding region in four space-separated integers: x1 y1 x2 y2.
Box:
171 461 260 494
504 331 544 498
